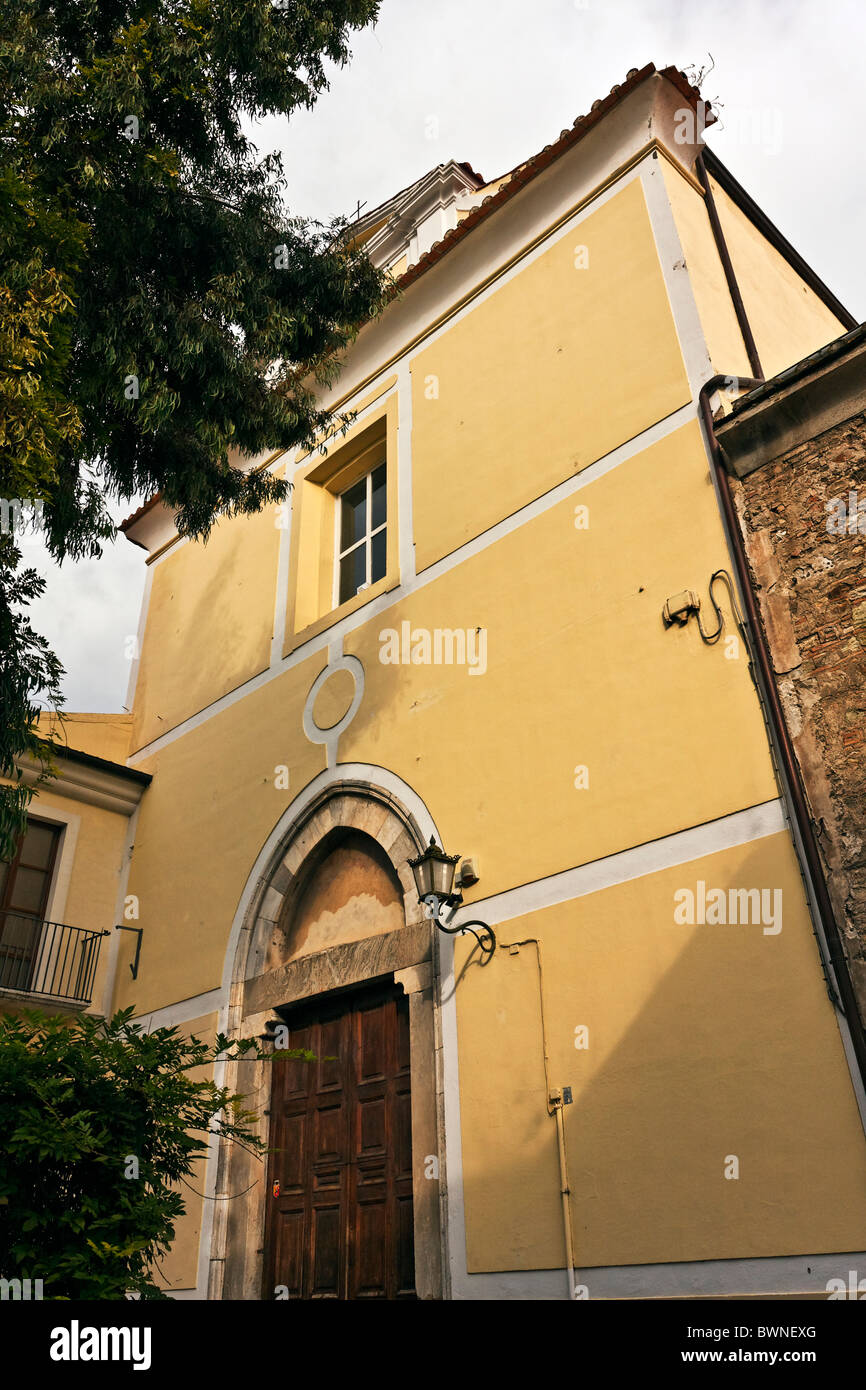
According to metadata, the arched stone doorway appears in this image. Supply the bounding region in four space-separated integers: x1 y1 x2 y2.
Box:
209 782 445 1300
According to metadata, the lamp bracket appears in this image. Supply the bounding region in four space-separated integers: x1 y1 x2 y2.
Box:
422 893 496 958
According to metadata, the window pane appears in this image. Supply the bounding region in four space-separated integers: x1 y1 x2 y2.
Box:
371 528 387 584
371 464 386 530
339 545 367 604
340 479 367 551
21 822 57 871
8 865 48 916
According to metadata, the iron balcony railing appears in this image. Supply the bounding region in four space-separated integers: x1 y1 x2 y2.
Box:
0 911 109 1005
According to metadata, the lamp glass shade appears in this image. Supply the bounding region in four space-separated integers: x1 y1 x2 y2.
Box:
409 838 459 902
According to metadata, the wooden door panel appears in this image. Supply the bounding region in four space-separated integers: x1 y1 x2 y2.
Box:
317 1014 345 1091
353 1192 388 1298
357 999 388 1080
263 982 416 1300
310 1202 342 1298
273 1209 304 1298
358 1095 387 1157
280 1111 306 1193
312 1104 344 1166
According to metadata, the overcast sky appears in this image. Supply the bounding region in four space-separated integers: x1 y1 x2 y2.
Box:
30 0 866 715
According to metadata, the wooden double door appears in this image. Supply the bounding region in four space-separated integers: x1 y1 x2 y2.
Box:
263 982 416 1300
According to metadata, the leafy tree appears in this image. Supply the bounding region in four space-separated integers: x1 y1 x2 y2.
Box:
0 537 65 842
0 0 387 857
0 1007 312 1299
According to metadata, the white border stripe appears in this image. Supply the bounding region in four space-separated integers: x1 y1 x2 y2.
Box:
133 988 224 1032
269 454 295 668
457 798 787 930
450 1250 866 1301
124 564 154 714
639 158 714 397
397 359 416 584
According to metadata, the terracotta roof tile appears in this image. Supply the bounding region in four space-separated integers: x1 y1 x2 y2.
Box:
392 63 710 295
120 491 162 535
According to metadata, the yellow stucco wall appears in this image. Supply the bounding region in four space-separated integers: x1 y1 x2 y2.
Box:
708 174 848 380
660 162 848 384
152 1012 217 1292
38 712 133 764
58 797 125 966
410 178 691 571
132 494 283 751
117 418 779 1015
114 651 327 1010
456 831 866 1270
343 419 777 889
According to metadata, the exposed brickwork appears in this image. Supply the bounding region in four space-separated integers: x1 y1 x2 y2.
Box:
731 413 866 1022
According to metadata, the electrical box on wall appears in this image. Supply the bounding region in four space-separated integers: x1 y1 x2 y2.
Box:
662 590 701 627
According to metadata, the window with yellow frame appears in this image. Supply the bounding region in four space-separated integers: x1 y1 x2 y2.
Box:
284 399 399 652
334 458 387 605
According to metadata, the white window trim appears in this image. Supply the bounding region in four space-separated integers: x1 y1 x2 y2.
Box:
333 464 387 608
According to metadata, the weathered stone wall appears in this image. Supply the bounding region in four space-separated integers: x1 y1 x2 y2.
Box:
730 412 866 1022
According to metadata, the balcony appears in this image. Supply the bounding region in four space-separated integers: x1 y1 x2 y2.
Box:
0 911 109 1006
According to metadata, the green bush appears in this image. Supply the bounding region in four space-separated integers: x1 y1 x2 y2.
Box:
0 1007 307 1299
